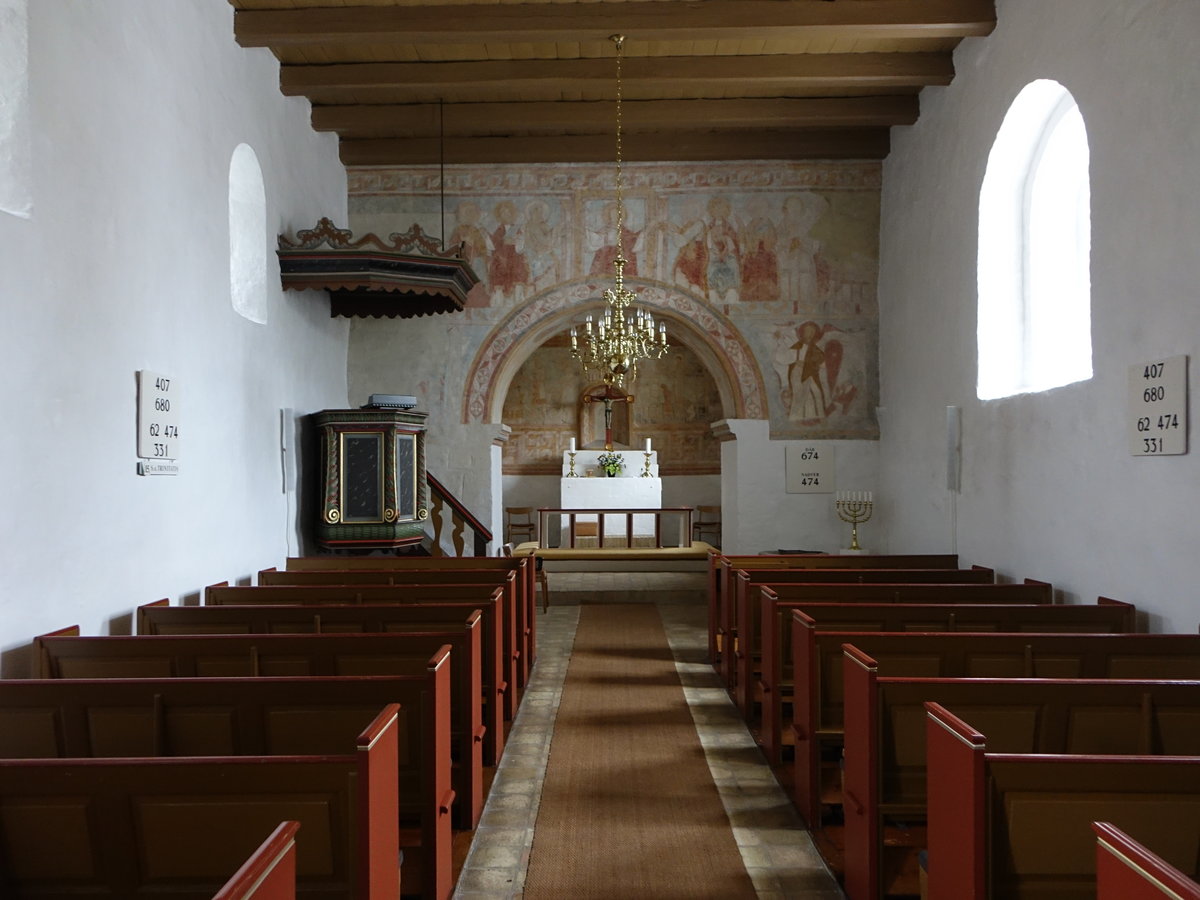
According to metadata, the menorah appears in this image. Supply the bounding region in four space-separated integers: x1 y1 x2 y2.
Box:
835 491 874 552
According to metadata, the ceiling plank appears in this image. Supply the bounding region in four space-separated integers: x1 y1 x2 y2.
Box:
338 128 893 166
236 0 996 48
311 96 921 137
281 53 955 98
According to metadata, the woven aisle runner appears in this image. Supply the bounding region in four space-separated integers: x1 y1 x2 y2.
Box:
524 603 757 899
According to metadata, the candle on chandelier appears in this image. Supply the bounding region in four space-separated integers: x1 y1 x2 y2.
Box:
585 315 593 334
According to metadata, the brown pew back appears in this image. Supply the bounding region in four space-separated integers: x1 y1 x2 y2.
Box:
737 578 1049 716
0 665 453 900
841 651 1200 900
142 595 508 767
33 625 484 831
213 821 300 900
926 702 1200 900
707 552 960 665
0 704 401 900
790 623 1200 828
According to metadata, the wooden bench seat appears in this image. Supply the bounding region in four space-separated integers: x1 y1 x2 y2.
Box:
209 581 516 726
1092 822 1200 900
283 557 536 680
261 566 534 690
0 704 402 900
790 623 1196 828
214 821 300 900
737 578 1051 719
708 552 962 668
149 593 508 767
925 702 1200 900
33 624 484 831
0 661 453 900
840 649 1200 900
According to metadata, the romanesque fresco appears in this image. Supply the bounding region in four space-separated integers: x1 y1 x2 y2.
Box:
348 161 880 441
500 342 723 475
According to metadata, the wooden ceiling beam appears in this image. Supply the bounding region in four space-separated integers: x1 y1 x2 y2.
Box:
311 96 921 137
338 128 892 166
281 53 954 98
236 0 995 48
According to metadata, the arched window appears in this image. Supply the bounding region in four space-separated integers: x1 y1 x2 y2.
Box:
229 143 268 324
977 80 1091 399
0 0 32 219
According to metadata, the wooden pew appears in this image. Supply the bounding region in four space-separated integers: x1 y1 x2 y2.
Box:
146 593 508 767
214 821 300 900
841 649 1200 900
281 556 536 682
212 580 520 729
33 625 484 831
1092 822 1200 900
260 567 530 683
791 622 1198 827
723 565 997 689
0 662 453 900
739 578 1050 720
0 704 402 900
925 702 1200 900
707 551 961 669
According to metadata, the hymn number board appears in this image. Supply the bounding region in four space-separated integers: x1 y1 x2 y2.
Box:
786 444 835 493
137 370 180 474
1129 355 1187 456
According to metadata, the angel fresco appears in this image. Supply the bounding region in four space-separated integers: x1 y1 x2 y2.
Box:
782 321 859 424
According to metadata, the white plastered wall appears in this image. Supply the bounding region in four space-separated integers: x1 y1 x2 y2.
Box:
878 0 1200 630
0 0 350 670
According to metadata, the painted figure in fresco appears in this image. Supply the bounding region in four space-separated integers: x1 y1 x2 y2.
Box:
780 192 830 302
488 200 531 303
740 197 780 302
449 200 492 307
589 201 640 277
523 200 559 291
670 196 709 294
785 321 858 422
705 196 741 302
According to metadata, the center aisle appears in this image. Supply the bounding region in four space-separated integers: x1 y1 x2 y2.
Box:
453 588 843 899
523 603 757 899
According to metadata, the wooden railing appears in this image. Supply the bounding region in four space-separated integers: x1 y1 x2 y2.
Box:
426 471 492 557
535 507 695 550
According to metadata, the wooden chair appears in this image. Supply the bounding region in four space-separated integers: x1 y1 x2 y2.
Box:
692 505 721 545
505 507 537 544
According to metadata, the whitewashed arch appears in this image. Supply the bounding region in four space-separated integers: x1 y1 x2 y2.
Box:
461 278 767 425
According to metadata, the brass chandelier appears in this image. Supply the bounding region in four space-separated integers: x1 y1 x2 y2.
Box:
569 34 668 389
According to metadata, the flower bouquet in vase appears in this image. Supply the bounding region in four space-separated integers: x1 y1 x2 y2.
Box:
597 451 625 477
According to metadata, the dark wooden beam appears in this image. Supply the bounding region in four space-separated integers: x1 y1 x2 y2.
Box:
281 53 954 99
311 96 921 137
236 0 996 47
337 127 892 166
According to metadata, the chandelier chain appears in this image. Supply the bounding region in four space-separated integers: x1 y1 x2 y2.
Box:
567 32 668 389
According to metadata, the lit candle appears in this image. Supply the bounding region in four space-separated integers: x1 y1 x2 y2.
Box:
569 437 576 452
645 438 651 453
570 328 577 349
585 315 593 334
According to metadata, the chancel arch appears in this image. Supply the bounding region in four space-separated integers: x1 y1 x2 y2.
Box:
462 278 768 431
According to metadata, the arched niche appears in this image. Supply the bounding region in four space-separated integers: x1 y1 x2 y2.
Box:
462 278 767 427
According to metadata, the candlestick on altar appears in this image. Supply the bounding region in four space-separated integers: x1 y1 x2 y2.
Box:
835 490 874 552
567 450 578 477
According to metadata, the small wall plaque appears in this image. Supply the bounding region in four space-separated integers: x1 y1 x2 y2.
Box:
1129 355 1187 456
137 370 180 469
786 444 835 493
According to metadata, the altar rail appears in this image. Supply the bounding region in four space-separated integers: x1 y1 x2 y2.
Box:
536 507 694 550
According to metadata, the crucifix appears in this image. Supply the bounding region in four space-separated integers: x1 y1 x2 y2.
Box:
582 383 634 450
